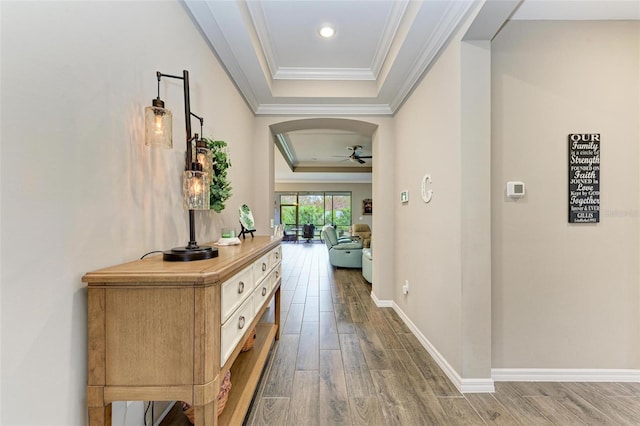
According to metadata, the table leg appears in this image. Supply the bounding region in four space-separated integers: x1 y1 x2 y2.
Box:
88 386 111 426
88 403 111 425
274 286 281 341
192 400 216 425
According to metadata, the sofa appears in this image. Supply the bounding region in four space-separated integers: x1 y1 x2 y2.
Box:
362 241 372 283
321 225 363 268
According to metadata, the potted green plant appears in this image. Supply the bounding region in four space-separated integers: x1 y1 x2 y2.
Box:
203 137 232 213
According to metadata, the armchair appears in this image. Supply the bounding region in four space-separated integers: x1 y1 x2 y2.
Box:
352 223 371 248
362 240 372 283
321 225 363 268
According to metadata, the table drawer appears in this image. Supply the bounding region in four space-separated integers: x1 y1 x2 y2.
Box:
253 278 272 316
220 295 255 366
271 263 282 288
270 246 282 266
253 253 271 288
221 266 254 323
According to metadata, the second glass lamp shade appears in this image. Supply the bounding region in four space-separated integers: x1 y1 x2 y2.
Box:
196 145 213 185
183 170 210 210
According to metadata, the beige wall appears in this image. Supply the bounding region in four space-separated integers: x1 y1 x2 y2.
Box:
1 1 255 424
492 20 640 369
392 14 640 383
391 3 496 383
393 19 465 375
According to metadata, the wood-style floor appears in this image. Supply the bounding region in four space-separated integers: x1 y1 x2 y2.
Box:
165 242 640 425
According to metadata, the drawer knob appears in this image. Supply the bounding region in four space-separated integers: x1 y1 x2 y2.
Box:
262 262 267 272
275 271 279 279
238 281 245 294
275 252 279 259
238 316 246 329
262 287 267 296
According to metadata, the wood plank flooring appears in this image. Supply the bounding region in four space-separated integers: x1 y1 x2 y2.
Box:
164 242 640 425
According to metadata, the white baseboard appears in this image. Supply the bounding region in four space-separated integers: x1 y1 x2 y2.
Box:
370 296 639 389
492 368 640 382
392 303 494 393
370 291 393 307
459 378 496 393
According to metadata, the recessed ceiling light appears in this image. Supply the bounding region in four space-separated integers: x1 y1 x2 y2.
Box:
319 25 335 39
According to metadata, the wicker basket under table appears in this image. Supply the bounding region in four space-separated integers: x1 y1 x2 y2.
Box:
182 369 232 422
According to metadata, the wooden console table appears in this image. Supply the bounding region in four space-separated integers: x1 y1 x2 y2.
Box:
83 236 282 425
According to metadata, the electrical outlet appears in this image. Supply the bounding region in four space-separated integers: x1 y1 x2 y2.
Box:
402 280 409 295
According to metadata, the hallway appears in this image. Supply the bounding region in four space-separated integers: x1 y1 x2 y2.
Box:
162 242 640 425
244 243 640 425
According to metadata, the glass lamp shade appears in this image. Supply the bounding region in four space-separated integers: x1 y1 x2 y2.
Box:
145 104 172 148
196 146 213 185
183 170 210 210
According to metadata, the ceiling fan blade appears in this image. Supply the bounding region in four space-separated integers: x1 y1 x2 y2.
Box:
357 156 372 159
357 158 365 164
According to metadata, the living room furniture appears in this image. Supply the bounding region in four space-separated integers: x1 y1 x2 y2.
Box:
282 227 297 242
352 223 372 248
83 236 281 426
321 225 363 268
273 223 285 238
362 240 373 283
302 224 315 242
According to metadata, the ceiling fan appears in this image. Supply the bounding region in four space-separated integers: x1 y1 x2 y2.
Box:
335 145 372 164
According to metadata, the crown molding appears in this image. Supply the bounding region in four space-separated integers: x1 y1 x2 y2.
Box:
244 0 278 78
388 0 476 112
294 166 372 173
185 0 262 111
184 0 477 117
256 103 393 116
370 0 410 77
273 67 375 81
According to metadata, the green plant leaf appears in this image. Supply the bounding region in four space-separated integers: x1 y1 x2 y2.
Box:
203 137 232 212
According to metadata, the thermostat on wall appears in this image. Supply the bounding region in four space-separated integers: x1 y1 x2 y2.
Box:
507 181 525 198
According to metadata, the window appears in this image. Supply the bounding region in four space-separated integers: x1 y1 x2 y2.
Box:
324 193 351 235
276 192 352 237
298 194 325 226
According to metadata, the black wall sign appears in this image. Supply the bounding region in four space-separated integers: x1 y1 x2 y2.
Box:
568 133 600 223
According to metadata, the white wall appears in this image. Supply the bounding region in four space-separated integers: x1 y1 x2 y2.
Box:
492 20 640 369
0 1 254 424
